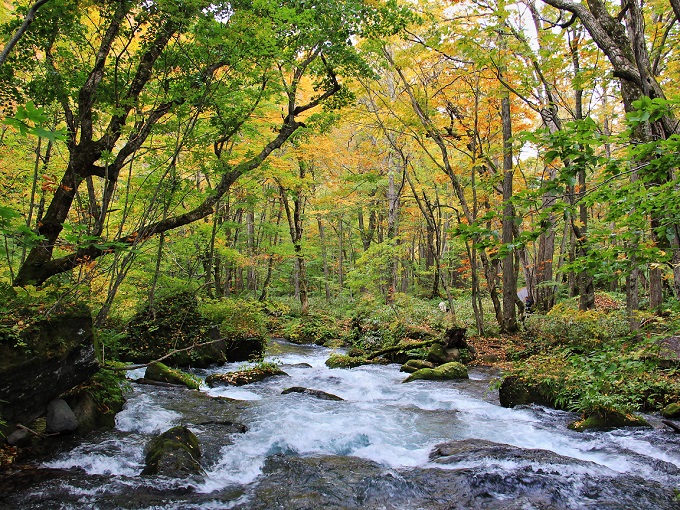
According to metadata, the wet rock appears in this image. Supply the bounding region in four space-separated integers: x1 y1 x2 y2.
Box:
568 411 650 431
325 354 372 369
0 305 97 430
281 387 344 401
236 451 679 510
145 362 200 389
206 365 288 387
498 375 557 409
46 399 78 434
661 402 680 419
402 361 468 383
400 359 436 373
195 420 248 433
142 426 203 477
6 427 32 447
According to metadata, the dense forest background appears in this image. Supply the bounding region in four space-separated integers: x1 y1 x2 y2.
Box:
1 0 679 338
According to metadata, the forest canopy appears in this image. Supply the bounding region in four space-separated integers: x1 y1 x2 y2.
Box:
1 0 679 333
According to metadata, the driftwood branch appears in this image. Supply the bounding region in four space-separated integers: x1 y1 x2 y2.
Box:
103 336 232 371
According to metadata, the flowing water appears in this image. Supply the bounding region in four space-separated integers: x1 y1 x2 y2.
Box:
4 339 680 509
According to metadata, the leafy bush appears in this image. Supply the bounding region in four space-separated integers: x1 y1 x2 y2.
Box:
199 298 268 342
521 303 630 356
123 291 211 364
280 313 341 345
508 338 680 416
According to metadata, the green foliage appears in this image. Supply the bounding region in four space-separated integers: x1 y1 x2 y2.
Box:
87 365 129 418
508 338 680 417
198 298 268 342
124 291 211 363
280 312 341 345
520 299 630 356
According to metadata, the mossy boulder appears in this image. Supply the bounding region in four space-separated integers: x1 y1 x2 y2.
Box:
144 362 200 390
661 402 680 419
402 362 468 383
498 375 558 409
142 426 203 476
206 364 288 387
427 343 448 364
63 368 127 434
325 354 371 369
0 303 98 431
568 412 650 432
400 359 436 373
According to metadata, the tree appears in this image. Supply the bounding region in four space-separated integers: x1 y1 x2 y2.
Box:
2 0 407 287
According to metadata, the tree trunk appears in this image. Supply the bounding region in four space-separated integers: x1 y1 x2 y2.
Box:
501 94 518 332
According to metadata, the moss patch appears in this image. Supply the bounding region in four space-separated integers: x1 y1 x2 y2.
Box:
402 362 468 383
568 411 650 432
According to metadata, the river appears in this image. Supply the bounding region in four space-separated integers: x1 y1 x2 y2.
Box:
4 339 680 509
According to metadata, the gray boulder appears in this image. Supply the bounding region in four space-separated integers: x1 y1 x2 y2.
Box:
46 398 78 434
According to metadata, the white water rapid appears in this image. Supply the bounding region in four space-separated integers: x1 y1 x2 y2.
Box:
9 339 680 509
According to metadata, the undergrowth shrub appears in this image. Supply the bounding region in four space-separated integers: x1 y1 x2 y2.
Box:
199 298 268 342
509 338 680 416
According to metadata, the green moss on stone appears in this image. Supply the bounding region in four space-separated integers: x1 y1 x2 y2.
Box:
568 411 650 432
661 402 680 419
402 361 468 383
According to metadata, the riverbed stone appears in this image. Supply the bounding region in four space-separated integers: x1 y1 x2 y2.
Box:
498 375 556 408
426 343 448 364
661 402 680 419
45 399 78 434
400 359 436 373
402 361 468 383
235 450 679 510
281 387 344 401
206 365 288 387
142 425 203 477
568 411 650 431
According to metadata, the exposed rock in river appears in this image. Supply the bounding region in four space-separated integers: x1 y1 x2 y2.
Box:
236 444 680 510
281 386 344 401
142 426 203 477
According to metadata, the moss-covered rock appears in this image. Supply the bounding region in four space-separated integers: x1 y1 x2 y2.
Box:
145 362 200 390
325 354 366 369
205 364 287 387
402 362 468 383
661 402 680 419
63 368 126 434
568 411 650 431
427 343 448 364
498 375 558 409
400 359 436 373
0 303 98 431
142 426 203 476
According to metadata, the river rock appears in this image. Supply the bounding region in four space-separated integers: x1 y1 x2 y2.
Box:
6 427 32 447
0 304 98 431
498 375 556 408
206 366 288 387
142 425 203 477
46 398 78 434
144 362 200 389
402 361 468 383
661 402 680 418
235 450 679 510
400 359 436 373
281 387 344 401
568 411 650 431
